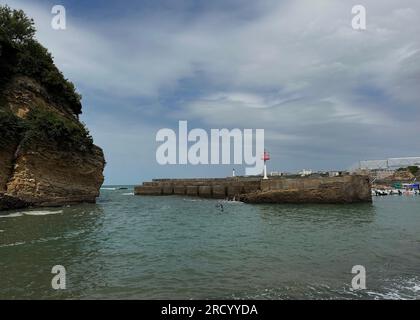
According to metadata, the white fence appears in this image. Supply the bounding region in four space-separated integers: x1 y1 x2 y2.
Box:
359 157 420 170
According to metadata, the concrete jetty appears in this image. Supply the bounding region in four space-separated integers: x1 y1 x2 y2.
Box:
134 175 372 204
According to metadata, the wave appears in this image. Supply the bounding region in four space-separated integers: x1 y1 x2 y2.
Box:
0 241 26 248
183 198 203 202
101 187 117 190
23 210 63 216
0 210 62 218
220 200 244 204
122 192 134 196
0 212 24 218
365 277 420 300
0 235 63 248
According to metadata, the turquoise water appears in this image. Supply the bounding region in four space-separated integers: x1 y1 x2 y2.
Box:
1 187 419 299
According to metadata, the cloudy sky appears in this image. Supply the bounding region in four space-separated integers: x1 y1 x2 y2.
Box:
2 0 420 184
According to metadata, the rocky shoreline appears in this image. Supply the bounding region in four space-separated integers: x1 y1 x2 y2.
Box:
0 194 29 211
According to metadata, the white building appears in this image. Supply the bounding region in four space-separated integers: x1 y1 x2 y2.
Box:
299 169 312 177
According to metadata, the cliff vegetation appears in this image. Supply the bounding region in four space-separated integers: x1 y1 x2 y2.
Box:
0 5 81 114
0 5 92 152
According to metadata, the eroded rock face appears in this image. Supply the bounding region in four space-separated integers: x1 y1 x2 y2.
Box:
5 145 105 206
0 140 18 193
0 76 105 210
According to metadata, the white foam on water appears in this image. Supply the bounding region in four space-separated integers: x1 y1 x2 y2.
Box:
0 235 65 248
220 200 244 204
101 187 116 190
365 277 420 300
122 192 134 196
367 291 404 300
33 236 62 243
0 212 24 218
183 198 203 202
0 241 25 248
23 210 63 216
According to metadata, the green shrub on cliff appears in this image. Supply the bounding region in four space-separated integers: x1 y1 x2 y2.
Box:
0 5 82 115
0 109 24 141
0 106 92 152
397 166 419 176
21 109 93 152
407 166 419 176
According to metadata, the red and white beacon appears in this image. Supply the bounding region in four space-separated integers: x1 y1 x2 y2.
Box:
262 150 270 180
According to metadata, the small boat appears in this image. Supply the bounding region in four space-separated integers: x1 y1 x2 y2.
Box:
373 189 389 196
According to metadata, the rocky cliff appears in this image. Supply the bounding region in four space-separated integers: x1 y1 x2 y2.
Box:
0 76 105 209
0 6 105 210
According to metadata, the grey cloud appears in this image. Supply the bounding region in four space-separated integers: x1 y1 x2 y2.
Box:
3 0 420 179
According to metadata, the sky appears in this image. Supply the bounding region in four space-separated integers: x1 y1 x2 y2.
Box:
2 0 420 184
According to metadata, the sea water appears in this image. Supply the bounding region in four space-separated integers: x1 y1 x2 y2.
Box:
1 187 419 299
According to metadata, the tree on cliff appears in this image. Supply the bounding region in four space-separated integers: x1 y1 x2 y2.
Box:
0 5 82 115
0 6 35 46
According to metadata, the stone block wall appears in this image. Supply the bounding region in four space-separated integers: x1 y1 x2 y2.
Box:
134 175 372 203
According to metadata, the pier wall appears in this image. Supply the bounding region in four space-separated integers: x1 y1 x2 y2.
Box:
134 178 261 198
134 175 372 204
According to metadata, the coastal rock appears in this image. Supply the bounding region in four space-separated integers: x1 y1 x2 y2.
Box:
0 8 105 211
0 76 105 210
0 194 29 211
0 140 18 193
389 170 415 182
5 145 105 206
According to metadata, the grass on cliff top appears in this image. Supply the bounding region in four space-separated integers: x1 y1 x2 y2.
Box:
0 5 82 115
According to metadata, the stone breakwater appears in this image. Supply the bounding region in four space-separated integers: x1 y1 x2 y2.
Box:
135 175 372 204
